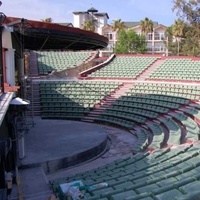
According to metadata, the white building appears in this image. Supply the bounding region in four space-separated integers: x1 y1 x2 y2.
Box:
128 22 167 54
101 21 167 54
73 9 167 54
73 7 109 35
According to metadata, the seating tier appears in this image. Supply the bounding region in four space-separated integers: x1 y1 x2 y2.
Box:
39 81 122 119
50 143 200 200
37 51 92 74
148 58 200 81
89 56 158 79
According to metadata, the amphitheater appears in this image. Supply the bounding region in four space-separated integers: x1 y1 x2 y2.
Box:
14 50 200 200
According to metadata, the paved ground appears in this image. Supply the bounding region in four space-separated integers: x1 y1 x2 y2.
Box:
9 118 137 200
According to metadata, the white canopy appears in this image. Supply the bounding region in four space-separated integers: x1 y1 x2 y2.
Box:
10 97 30 105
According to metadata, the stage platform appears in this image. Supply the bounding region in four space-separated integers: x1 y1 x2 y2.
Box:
20 118 108 173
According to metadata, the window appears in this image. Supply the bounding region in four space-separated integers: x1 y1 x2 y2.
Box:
105 32 113 40
160 33 165 40
154 33 165 40
154 44 166 52
154 33 160 40
148 33 153 40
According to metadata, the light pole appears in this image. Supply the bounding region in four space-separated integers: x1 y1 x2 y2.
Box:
0 2 7 194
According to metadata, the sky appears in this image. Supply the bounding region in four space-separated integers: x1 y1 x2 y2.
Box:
1 0 177 26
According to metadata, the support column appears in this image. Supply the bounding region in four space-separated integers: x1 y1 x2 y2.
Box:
152 30 155 54
5 48 15 86
17 58 25 83
0 26 3 93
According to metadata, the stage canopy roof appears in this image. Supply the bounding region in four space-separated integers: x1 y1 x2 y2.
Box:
4 17 108 50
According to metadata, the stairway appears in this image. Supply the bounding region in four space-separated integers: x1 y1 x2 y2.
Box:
24 80 41 117
29 51 39 77
137 58 166 81
81 82 134 122
30 81 41 116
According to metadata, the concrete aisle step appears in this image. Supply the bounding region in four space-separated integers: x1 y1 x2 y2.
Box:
137 58 166 81
18 167 52 200
82 83 134 121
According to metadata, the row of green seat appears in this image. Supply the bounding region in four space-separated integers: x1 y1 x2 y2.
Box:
129 83 200 101
96 114 150 153
112 100 170 114
158 117 182 145
118 96 181 109
180 106 200 121
148 58 200 81
89 56 158 79
41 111 86 120
50 143 200 200
37 51 92 75
147 122 165 149
169 111 200 142
96 115 134 130
97 96 184 150
39 81 122 119
131 128 149 153
39 80 200 152
96 82 200 150
39 81 121 88
109 105 159 119
101 110 147 124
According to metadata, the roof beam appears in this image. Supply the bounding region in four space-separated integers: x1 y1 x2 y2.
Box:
40 36 50 50
6 18 25 26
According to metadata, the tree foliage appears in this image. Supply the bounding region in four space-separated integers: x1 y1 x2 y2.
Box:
172 18 187 37
140 17 154 35
114 30 147 54
170 19 187 55
165 26 178 55
165 19 189 55
82 20 95 32
183 25 200 55
172 0 200 24
111 19 126 33
171 0 200 56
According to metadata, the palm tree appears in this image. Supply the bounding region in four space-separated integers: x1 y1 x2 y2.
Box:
41 18 53 23
172 19 186 56
140 17 153 35
111 19 126 49
82 20 95 32
111 19 126 33
140 17 154 53
165 26 174 56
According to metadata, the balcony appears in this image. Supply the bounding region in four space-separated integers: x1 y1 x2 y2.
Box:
147 46 166 53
